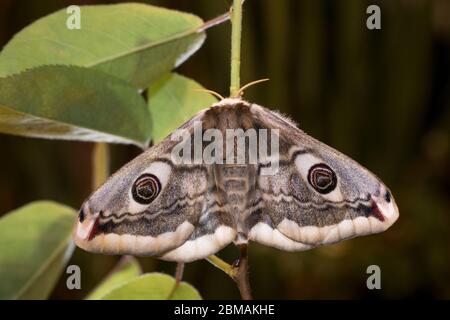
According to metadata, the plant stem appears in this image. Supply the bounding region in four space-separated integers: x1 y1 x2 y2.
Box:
229 0 243 97
92 142 110 189
204 0 253 300
206 245 253 300
234 244 252 300
229 0 253 299
206 255 238 278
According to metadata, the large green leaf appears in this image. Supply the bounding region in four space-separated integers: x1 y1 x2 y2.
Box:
101 273 202 300
0 201 76 300
148 73 218 143
0 65 151 147
87 256 142 300
0 3 205 88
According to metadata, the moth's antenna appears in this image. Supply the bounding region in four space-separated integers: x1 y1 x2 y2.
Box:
236 78 270 97
194 88 225 100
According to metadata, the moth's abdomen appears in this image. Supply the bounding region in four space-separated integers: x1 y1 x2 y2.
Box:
220 165 249 192
214 164 258 243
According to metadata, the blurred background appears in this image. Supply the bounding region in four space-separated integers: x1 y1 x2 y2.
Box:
0 0 449 299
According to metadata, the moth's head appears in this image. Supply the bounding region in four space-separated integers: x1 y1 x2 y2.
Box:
290 147 399 241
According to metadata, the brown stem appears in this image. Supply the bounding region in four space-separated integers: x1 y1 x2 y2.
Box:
167 262 185 300
206 244 253 299
198 11 230 32
233 244 252 300
198 0 246 33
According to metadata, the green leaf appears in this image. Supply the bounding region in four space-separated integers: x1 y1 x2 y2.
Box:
148 73 218 143
86 256 142 300
0 201 76 300
101 273 202 300
0 3 206 88
0 65 151 147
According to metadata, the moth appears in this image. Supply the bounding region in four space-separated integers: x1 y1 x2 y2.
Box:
73 98 399 262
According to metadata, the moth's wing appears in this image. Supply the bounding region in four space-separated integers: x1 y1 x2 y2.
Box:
159 191 237 262
247 104 399 251
74 110 235 261
159 163 238 262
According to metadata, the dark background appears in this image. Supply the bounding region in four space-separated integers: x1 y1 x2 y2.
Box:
0 0 449 299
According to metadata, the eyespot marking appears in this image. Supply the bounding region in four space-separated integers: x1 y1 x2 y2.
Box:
293 152 344 202
132 174 162 204
307 163 337 194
